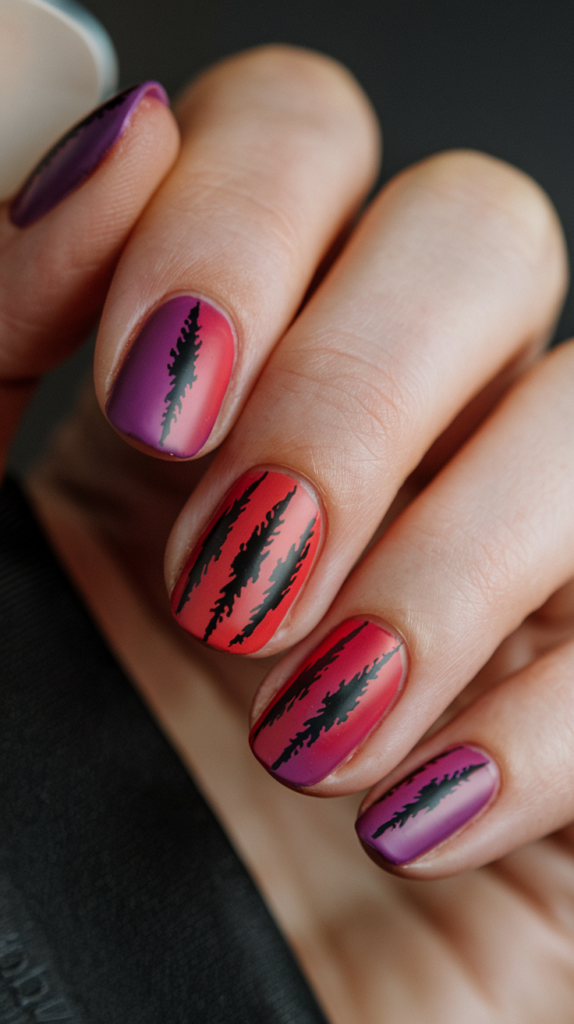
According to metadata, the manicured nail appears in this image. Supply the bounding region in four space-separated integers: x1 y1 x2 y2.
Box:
106 296 235 457
10 81 168 227
250 619 406 787
356 745 499 865
171 469 321 653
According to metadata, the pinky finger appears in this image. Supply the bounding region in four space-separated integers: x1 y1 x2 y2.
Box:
356 638 574 878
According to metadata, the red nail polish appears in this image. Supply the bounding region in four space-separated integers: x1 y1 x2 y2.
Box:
171 469 322 653
250 619 406 786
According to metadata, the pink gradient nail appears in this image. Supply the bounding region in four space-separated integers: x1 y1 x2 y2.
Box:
106 296 235 458
250 619 406 787
356 745 499 864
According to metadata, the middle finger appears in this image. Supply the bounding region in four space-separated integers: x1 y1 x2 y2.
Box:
167 150 566 656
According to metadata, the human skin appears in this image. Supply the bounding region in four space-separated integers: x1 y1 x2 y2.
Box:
3 46 574 1023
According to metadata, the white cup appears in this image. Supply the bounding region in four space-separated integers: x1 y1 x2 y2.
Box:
0 0 117 199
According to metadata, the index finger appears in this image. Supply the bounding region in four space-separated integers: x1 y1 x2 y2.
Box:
94 46 380 459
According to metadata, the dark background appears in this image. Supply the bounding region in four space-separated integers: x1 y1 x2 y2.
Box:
10 0 574 469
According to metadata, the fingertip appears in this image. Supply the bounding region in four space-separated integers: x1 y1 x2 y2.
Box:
9 81 178 229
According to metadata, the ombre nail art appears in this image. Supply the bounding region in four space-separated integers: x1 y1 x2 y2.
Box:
250 619 406 787
356 745 499 864
171 469 321 653
10 82 168 227
106 296 235 457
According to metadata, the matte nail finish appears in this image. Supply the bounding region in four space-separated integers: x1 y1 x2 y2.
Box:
106 296 235 457
251 619 406 787
356 745 498 864
10 81 168 227
171 469 321 653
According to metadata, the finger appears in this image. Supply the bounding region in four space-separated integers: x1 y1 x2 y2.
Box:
94 46 380 461
167 150 566 656
249 340 574 795
355 634 574 877
0 83 179 468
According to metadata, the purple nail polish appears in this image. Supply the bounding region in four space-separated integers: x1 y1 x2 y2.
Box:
356 745 499 864
106 296 235 458
9 82 168 227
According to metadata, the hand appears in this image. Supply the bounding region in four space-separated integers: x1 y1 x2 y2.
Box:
5 47 574 1022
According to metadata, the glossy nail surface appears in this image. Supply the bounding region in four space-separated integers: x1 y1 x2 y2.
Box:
172 469 321 653
106 296 235 457
10 82 168 227
251 619 406 787
356 745 498 865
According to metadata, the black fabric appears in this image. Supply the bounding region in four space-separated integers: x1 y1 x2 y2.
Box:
0 476 327 1024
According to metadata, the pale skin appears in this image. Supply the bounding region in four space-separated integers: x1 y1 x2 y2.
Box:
2 45 574 1022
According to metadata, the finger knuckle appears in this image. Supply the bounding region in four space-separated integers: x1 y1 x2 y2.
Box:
270 344 414 476
181 45 380 174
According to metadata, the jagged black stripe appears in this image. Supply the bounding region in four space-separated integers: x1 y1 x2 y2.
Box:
271 644 402 771
252 621 369 741
160 302 203 446
371 761 487 838
203 485 297 642
229 515 317 648
175 472 268 615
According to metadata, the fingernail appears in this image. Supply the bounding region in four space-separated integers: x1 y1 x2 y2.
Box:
106 296 235 457
355 745 499 864
250 619 406 787
171 469 321 653
9 81 168 227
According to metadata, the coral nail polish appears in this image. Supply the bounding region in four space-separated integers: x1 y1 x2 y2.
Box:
171 469 321 654
10 81 168 227
106 296 235 457
250 619 406 787
356 745 499 864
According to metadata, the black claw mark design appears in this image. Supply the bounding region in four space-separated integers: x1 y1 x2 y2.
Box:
252 621 369 741
229 515 317 647
160 302 203 446
271 644 402 771
371 758 487 839
203 485 298 643
175 472 268 615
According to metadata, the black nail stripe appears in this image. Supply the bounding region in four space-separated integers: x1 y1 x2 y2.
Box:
229 515 316 647
372 746 466 805
371 761 488 839
175 471 268 614
203 485 297 642
271 644 402 771
252 621 370 741
160 302 202 445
